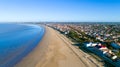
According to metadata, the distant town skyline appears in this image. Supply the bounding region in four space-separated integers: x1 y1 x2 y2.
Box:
0 0 120 22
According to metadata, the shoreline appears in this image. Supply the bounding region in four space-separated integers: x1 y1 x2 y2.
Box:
15 26 103 67
0 24 45 67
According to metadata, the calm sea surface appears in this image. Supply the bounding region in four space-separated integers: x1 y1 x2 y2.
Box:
0 23 45 67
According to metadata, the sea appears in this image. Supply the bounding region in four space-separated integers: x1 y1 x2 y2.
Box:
0 23 45 67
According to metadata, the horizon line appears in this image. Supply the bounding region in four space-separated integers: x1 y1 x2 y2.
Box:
0 21 120 23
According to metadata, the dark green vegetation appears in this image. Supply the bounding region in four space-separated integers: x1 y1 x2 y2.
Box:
66 30 100 43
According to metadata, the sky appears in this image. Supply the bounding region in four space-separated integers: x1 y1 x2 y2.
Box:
0 0 120 22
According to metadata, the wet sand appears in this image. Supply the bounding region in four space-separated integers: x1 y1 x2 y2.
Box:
15 26 102 67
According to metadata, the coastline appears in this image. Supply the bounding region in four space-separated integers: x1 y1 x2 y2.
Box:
15 26 103 67
0 24 45 67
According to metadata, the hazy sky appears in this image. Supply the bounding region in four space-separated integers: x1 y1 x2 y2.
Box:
0 0 120 22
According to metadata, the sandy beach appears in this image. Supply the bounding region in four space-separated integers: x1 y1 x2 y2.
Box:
15 26 103 67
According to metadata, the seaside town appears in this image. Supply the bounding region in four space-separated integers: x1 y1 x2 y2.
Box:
1 0 120 67
46 23 120 66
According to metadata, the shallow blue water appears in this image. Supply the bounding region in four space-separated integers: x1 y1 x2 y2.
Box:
0 23 45 67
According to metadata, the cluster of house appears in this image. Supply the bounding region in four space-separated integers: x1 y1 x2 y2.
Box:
80 24 120 43
47 24 70 34
85 42 118 61
64 24 120 43
47 23 120 48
